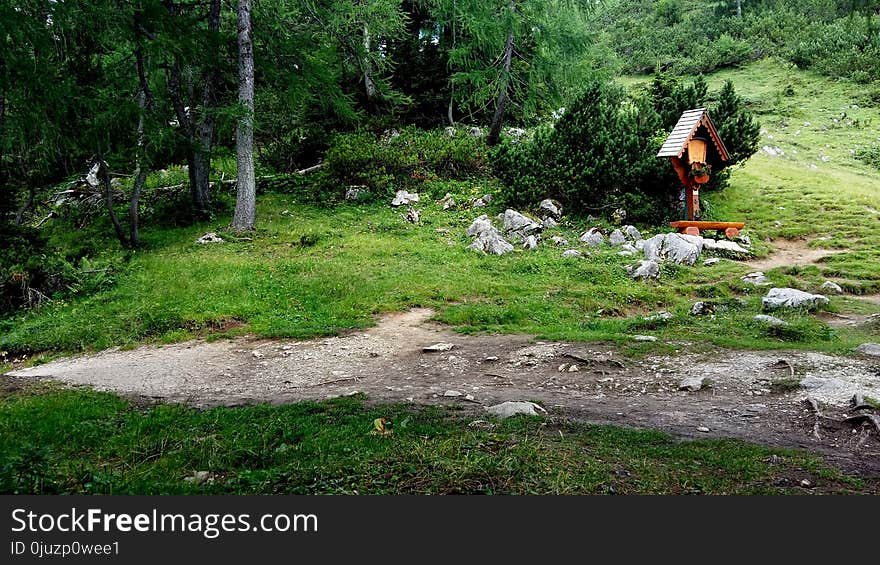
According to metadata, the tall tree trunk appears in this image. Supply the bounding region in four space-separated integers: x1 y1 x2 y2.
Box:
131 22 154 249
163 0 219 219
232 0 256 232
736 0 742 18
363 24 378 110
99 158 129 249
488 0 516 146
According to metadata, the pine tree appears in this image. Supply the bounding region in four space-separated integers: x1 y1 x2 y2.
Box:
713 80 760 165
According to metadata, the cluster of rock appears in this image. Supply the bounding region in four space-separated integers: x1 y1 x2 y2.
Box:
625 232 751 281
465 199 563 256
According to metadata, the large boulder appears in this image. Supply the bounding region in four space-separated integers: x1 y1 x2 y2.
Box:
537 199 563 220
609 229 627 246
762 288 830 311
627 260 660 280
702 238 751 259
502 209 542 241
579 227 604 247
855 343 880 357
466 215 494 237
623 225 642 241
643 233 703 266
468 229 513 256
391 190 419 207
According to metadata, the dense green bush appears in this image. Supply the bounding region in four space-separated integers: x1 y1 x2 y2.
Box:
592 0 880 82
856 144 880 170
320 127 490 200
493 75 760 222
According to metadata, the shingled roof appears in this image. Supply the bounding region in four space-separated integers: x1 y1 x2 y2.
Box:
656 108 729 161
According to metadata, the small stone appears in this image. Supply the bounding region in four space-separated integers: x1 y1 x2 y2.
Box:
753 314 789 327
558 364 567 372
443 390 463 397
568 364 579 372
633 335 658 342
523 235 539 250
644 311 673 322
252 351 264 358
800 479 813 488
550 235 569 246
690 302 714 316
609 229 626 246
742 272 770 286
435 228 450 234
344 186 366 201
196 232 224 244
679 377 706 392
423 343 455 352
542 217 558 229
464 394 475 401
696 426 710 433
438 193 456 210
404 206 420 224
819 281 843 295
485 356 499 362
184 471 213 485
703 258 720 266
486 401 547 419
562 249 583 258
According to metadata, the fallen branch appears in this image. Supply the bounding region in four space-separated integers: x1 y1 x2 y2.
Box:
843 414 880 435
296 162 323 175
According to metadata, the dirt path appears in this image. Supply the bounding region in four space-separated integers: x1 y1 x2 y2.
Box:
746 237 844 271
5 309 880 475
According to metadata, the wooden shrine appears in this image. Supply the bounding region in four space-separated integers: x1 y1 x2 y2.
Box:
657 108 744 238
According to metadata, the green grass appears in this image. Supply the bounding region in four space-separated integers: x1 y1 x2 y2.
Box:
0 386 871 495
3 59 880 358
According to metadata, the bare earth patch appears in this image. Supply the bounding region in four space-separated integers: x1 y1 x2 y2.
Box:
5 308 880 475
746 237 844 271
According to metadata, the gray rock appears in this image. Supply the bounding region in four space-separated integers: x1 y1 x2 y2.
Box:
617 249 637 257
391 190 419 207
443 390 463 397
633 335 658 342
855 343 880 356
196 232 224 244
502 209 542 240
644 233 703 266
472 194 492 208
468 229 514 255
579 227 604 247
550 235 569 246
753 314 789 327
627 260 660 280
634 239 645 250
562 249 583 258
469 127 484 138
819 281 843 295
438 193 456 210
702 238 751 258
506 127 527 138
404 207 420 224
444 126 457 137
644 311 673 322
623 225 642 241
466 215 493 237
424 342 455 352
742 272 770 286
523 235 539 250
762 288 830 310
703 258 720 266
344 185 366 201
609 229 627 246
679 377 706 392
184 471 214 485
486 401 547 419
542 217 558 229
538 199 563 219
690 301 714 316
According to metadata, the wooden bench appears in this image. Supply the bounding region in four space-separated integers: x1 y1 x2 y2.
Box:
670 220 745 239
